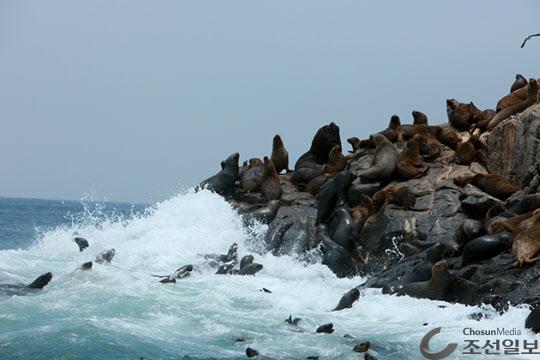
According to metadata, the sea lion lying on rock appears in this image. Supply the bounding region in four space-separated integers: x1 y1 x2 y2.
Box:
446 99 482 131
392 260 451 301
488 78 539 130
454 174 520 201
462 232 512 264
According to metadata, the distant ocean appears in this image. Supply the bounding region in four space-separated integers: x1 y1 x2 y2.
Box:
0 193 534 360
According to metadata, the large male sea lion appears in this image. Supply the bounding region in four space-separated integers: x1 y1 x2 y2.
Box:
0 272 53 296
488 78 539 130
454 174 520 200
261 157 283 201
295 122 341 170
199 153 240 196
271 135 289 174
359 134 397 182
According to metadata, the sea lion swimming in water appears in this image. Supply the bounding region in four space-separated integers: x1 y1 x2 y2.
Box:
95 249 115 264
333 287 361 311
0 272 53 296
205 243 239 265
238 262 263 276
74 237 89 252
154 264 194 284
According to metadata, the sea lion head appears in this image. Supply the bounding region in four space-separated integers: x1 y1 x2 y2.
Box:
432 260 449 275
528 78 539 96
223 153 240 177
412 110 428 125
347 137 361 151
389 115 401 130
27 272 53 289
81 262 93 271
263 156 277 177
273 134 284 148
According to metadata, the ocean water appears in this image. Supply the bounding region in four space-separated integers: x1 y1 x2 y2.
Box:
0 191 536 360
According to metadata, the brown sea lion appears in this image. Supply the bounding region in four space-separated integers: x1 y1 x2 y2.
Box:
239 160 250 179
412 110 428 125
359 134 398 182
372 186 415 212
328 145 349 172
305 172 333 195
395 135 425 180
489 211 534 234
511 74 528 93
455 141 476 165
437 126 460 150
347 115 401 151
271 134 289 174
396 260 451 300
415 133 441 161
347 137 361 152
349 194 372 235
488 78 539 130
496 78 540 113
240 158 264 193
512 211 540 266
395 123 440 143
446 99 483 131
261 157 283 201
454 174 520 200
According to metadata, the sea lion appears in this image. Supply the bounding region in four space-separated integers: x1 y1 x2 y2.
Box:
240 158 264 193
154 264 193 283
318 224 360 277
295 122 341 170
412 110 428 125
316 171 355 224
291 165 325 186
455 141 476 165
329 207 355 249
328 145 349 172
286 314 302 326
353 341 370 353
488 212 534 234
74 237 89 252
360 134 397 182
239 160 250 179
238 263 263 275
496 78 540 113
508 194 540 215
246 347 259 358
271 135 289 174
488 78 539 130
95 249 115 264
462 218 484 239
364 353 377 360
462 232 512 264
437 126 460 150
415 133 441 161
347 137 362 152
261 157 283 201
347 116 401 151
240 200 280 225
333 287 361 311
395 135 424 180
198 153 240 196
454 174 520 200
526 305 540 333
305 172 333 195
446 99 483 131
349 195 372 236
316 323 334 334
512 212 540 266
80 262 93 271
0 272 53 296
372 186 416 212
240 255 254 269
206 243 239 264
396 260 451 300
511 74 528 93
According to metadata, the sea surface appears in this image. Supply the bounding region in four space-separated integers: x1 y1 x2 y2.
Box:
0 192 536 360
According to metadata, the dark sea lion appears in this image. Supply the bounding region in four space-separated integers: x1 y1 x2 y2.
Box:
526 305 540 333
364 353 377 360
240 200 280 225
333 287 361 311
291 166 325 186
271 134 289 174
261 157 283 201
329 207 355 249
0 272 53 296
462 232 511 264
412 110 428 125
316 171 355 224
74 237 89 252
396 260 451 300
238 263 263 275
240 158 264 193
295 122 341 170
216 263 236 275
446 99 483 131
395 134 424 180
246 347 259 358
347 137 362 152
372 186 415 212
455 141 477 165
239 160 250 179
95 249 115 264
353 341 370 353
454 174 520 200
318 224 359 277
508 194 540 215
240 255 254 269
437 126 460 150
488 78 539 130
305 173 333 195
360 134 397 182
206 243 239 264
512 212 540 266
286 314 302 326
511 74 528 93
316 323 334 334
199 153 240 196
80 262 93 271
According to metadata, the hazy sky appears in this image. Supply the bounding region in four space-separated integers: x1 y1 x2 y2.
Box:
0 1 539 203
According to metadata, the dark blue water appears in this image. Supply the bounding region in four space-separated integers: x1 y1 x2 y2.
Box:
0 197 145 250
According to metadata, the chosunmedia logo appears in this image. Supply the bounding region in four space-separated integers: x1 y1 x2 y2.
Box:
420 327 458 360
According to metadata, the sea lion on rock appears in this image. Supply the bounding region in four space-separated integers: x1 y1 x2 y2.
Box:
240 200 280 225
446 99 483 131
349 116 402 150
360 134 397 183
199 153 240 196
240 255 254 269
318 224 359 277
291 165 325 186
508 193 540 215
349 195 372 236
305 173 333 195
395 135 424 180
415 133 441 161
496 78 540 113
372 186 416 212
512 212 540 266
333 287 361 311
488 78 539 130
328 145 349 172
455 141 477 165
454 174 520 200
240 158 264 193
437 126 460 150
511 74 528 93
261 157 283 201
329 207 355 249
295 122 341 170
74 237 89 252
95 249 115 264
412 110 428 125
316 171 355 224
396 260 451 300
526 305 540 333
0 272 53 296
462 232 512 264
239 263 263 275
271 135 289 174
